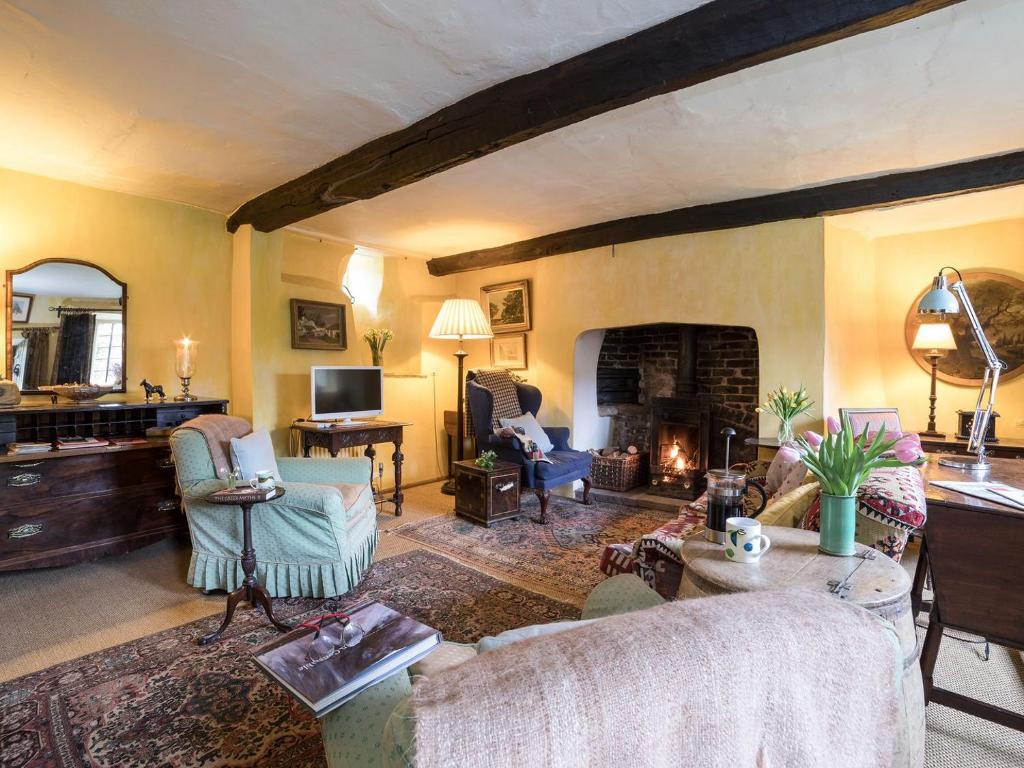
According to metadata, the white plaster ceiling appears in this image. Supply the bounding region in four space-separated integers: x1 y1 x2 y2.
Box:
0 0 703 211
1 0 1023 257
303 0 1024 255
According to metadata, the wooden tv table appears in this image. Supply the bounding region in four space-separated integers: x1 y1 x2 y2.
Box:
290 420 410 516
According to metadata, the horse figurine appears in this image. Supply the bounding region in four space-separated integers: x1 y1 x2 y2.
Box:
140 379 166 402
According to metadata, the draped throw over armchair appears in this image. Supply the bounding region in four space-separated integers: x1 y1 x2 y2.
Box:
169 415 378 598
466 369 593 523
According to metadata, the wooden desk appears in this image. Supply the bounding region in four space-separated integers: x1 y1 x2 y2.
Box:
916 455 1024 732
291 421 410 516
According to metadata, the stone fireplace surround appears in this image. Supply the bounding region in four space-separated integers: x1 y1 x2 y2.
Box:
596 323 759 496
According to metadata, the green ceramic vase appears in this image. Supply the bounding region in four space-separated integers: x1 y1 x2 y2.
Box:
819 493 857 556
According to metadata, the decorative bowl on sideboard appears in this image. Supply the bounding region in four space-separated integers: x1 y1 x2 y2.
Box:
43 384 114 402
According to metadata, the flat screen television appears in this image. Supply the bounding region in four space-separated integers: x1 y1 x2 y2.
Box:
311 366 383 422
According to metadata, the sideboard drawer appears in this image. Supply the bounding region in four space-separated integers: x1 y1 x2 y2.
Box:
0 447 174 503
0 486 183 570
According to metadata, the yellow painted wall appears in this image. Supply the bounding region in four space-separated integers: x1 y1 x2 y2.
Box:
0 167 232 400
823 223 885 415
453 219 828 448
234 228 457 487
867 218 1024 438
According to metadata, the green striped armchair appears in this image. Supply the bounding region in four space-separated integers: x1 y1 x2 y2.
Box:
169 427 378 598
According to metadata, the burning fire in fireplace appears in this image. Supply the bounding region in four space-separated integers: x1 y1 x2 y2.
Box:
663 438 697 473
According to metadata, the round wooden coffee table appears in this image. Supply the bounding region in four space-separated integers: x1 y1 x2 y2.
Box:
199 486 292 645
680 526 924 764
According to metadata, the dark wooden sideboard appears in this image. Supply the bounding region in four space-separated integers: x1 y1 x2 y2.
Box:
918 434 1024 461
0 398 227 571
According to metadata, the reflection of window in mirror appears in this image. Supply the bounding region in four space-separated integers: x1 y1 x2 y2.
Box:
11 337 28 389
89 313 124 387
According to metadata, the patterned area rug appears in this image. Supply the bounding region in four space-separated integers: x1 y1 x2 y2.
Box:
0 550 576 768
393 494 675 602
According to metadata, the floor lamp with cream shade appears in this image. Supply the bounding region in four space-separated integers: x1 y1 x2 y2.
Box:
430 299 493 494
911 321 957 438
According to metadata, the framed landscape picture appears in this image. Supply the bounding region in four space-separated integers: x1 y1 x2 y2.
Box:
491 333 528 370
290 299 347 351
904 269 1024 385
481 279 531 333
11 294 33 323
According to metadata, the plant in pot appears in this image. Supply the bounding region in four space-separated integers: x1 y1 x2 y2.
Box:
756 385 813 443
794 414 924 556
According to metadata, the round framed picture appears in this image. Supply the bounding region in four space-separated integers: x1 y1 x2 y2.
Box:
904 269 1024 386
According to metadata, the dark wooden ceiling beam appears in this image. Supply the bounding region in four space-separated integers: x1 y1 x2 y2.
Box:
425 150 1024 275
226 0 963 233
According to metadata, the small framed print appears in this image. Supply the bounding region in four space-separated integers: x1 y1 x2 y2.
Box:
11 294 33 323
481 280 531 333
290 298 347 351
491 333 528 370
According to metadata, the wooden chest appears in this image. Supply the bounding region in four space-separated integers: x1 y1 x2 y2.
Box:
0 441 181 571
454 460 521 527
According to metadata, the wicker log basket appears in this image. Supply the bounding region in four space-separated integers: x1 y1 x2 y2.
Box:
589 448 648 492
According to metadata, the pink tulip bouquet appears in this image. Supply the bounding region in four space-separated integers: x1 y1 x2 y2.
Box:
795 414 923 497
794 413 924 555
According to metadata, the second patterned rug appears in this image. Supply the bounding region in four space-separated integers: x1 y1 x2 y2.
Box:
392 494 675 603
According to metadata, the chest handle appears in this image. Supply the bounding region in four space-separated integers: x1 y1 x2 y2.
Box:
8 472 42 487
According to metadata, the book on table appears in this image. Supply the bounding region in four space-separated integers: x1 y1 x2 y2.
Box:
209 485 279 502
55 436 107 450
253 601 442 717
107 436 149 446
929 480 1024 511
7 442 52 455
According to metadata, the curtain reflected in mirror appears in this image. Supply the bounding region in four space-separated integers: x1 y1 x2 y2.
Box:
6 260 126 394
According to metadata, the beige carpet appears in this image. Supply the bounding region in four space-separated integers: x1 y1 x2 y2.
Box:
1 485 1022 768
0 481 451 682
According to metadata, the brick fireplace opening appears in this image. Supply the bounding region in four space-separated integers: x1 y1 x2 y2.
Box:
596 323 759 499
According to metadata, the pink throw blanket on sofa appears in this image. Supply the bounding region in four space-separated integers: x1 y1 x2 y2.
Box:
175 414 251 479
407 590 909 768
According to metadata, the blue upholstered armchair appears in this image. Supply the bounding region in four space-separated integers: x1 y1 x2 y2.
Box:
466 371 593 523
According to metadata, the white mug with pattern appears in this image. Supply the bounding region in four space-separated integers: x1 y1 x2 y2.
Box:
724 517 771 563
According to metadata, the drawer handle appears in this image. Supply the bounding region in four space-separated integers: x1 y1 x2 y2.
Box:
496 481 515 492
156 457 175 469
157 499 179 512
13 461 43 469
9 523 43 539
8 472 42 487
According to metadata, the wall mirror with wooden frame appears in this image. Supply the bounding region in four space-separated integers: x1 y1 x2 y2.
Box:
5 259 127 394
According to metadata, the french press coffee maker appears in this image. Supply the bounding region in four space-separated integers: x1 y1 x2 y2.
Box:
704 428 768 544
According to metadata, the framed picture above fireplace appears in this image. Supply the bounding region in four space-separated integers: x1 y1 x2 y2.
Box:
482 280 531 333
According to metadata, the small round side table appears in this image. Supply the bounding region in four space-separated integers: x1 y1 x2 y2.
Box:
679 526 924 764
199 486 293 645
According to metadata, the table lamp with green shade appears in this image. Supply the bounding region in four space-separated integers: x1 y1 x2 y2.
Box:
917 267 1008 473
430 299 493 494
911 321 957 438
